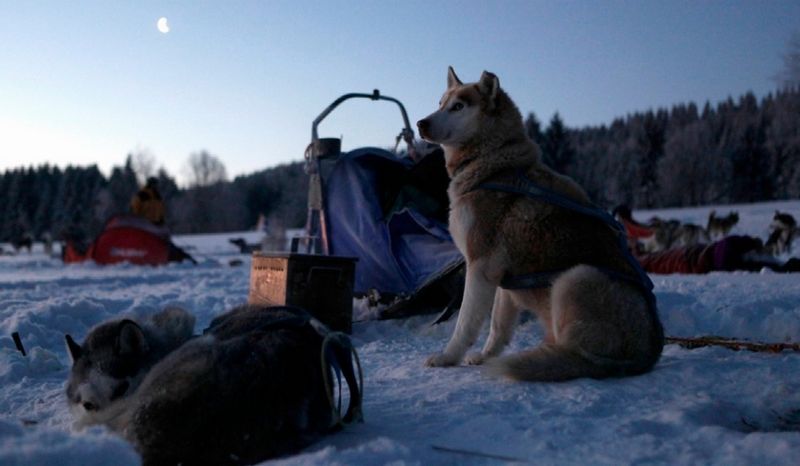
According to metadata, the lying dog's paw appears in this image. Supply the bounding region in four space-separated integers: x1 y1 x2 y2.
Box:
425 352 460 367
464 352 486 365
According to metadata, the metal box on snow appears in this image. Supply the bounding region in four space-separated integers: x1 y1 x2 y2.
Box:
248 252 357 333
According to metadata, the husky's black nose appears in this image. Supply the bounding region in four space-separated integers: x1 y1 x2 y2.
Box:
417 119 430 138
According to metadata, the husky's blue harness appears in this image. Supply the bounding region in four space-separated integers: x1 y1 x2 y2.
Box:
474 170 657 310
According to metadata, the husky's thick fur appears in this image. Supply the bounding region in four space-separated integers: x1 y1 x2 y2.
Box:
65 307 195 427
66 305 355 465
668 222 710 249
706 210 739 240
646 217 709 252
765 211 797 255
417 67 663 381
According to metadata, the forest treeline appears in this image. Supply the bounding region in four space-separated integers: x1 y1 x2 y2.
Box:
0 157 308 241
1 88 798 242
526 88 800 208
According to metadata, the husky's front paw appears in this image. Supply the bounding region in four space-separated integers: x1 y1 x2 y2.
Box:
425 352 460 367
464 352 487 365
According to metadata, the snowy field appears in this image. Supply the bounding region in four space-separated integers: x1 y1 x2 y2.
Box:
1 200 800 465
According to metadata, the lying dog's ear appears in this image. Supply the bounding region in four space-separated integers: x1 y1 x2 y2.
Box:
116 319 149 356
447 66 462 88
65 334 82 363
478 71 499 107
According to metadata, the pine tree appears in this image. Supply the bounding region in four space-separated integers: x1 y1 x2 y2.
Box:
634 112 667 207
775 31 800 90
107 157 140 216
542 113 574 174
524 112 545 148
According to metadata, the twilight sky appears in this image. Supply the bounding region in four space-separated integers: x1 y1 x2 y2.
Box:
1 0 798 185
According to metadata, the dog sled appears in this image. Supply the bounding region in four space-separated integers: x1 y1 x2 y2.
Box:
293 90 464 318
63 214 195 266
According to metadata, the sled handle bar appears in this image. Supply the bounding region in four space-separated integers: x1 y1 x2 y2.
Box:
311 90 416 155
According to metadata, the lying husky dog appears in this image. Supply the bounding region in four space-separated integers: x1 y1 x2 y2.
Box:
65 307 195 425
642 217 710 252
417 67 663 381
66 305 362 465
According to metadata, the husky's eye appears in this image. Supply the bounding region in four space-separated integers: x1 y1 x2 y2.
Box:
450 102 464 112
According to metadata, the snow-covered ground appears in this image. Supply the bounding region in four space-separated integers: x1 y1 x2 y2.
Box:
1 200 799 465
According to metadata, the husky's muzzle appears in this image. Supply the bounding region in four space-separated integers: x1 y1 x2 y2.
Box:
417 118 432 140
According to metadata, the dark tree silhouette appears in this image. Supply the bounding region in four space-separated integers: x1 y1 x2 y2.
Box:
184 150 228 187
542 113 573 174
775 32 800 90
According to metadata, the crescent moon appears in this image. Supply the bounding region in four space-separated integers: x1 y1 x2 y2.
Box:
157 17 170 34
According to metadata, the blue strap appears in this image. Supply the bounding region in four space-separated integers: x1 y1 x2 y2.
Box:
481 175 621 232
477 170 654 296
500 270 561 289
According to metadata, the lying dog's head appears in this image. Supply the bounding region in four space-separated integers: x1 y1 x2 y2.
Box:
771 211 797 231
65 319 150 425
417 67 502 146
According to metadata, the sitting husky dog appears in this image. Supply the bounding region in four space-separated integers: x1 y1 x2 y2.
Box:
765 211 797 255
706 210 739 240
417 68 663 381
66 305 361 465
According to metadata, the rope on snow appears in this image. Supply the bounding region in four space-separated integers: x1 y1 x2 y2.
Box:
666 336 800 353
431 444 530 463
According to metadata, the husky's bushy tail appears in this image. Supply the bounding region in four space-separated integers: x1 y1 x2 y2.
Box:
484 343 659 382
484 265 664 382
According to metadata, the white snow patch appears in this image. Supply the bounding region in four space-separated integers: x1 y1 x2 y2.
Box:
1 200 799 465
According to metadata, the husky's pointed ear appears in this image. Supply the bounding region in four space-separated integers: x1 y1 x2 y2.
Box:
116 320 149 356
478 71 499 105
447 66 462 88
65 334 82 363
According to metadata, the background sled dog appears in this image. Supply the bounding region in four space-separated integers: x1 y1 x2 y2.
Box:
765 210 797 255
417 67 663 381
645 217 710 252
707 210 739 240
11 232 33 253
66 305 362 466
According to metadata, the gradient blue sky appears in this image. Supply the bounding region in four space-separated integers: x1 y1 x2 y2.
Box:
1 1 798 185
